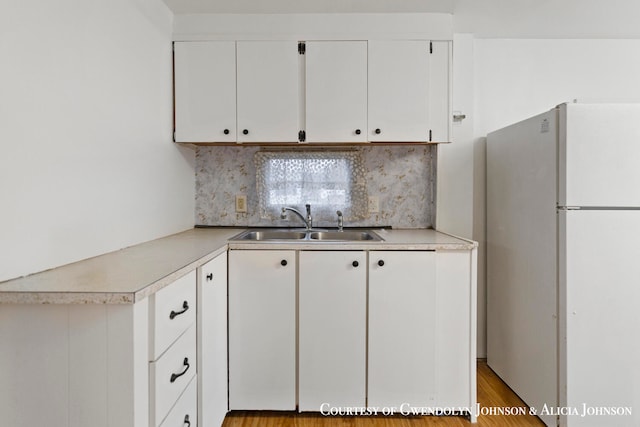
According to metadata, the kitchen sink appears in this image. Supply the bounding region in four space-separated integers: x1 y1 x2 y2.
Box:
230 229 383 242
308 231 383 241
232 230 307 241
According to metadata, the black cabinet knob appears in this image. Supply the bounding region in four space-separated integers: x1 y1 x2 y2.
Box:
375 128 381 134
355 129 361 135
352 261 359 267
223 129 229 135
281 259 288 266
378 260 385 267
243 129 249 135
206 273 213 281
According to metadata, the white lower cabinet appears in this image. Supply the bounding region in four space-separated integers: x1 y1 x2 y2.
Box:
0 246 474 427
159 376 197 427
435 250 475 410
150 271 197 362
197 252 228 427
368 251 436 408
150 278 198 427
299 251 367 411
225 246 477 419
150 327 197 425
228 250 297 410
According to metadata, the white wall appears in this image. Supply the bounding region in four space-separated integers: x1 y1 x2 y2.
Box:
172 13 452 40
0 0 195 282
465 38 640 356
438 33 488 357
475 39 640 136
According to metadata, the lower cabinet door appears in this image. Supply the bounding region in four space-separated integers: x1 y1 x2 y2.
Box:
299 251 367 411
228 250 296 410
159 376 197 427
150 326 197 427
198 252 228 427
368 251 436 409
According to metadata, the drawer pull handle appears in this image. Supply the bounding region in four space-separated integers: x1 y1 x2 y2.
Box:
184 414 191 426
206 273 213 281
352 261 359 267
281 259 287 267
170 357 190 383
378 260 385 267
169 301 189 319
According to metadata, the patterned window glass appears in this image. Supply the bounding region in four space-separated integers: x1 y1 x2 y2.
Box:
255 151 368 221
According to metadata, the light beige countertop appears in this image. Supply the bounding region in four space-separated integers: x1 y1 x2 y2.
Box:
0 228 242 305
0 227 475 305
227 228 477 251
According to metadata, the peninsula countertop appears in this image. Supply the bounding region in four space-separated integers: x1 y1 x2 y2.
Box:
0 227 476 305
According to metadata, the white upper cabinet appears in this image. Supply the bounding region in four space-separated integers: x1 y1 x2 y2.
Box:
369 40 451 143
428 41 451 143
368 40 430 142
173 38 451 144
304 41 368 143
174 41 236 143
236 41 300 143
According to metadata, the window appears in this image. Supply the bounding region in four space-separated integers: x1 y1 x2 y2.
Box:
255 150 367 221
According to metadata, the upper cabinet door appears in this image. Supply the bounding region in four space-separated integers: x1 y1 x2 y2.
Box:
368 40 430 142
236 41 300 143
174 41 236 143
305 41 368 143
428 41 452 143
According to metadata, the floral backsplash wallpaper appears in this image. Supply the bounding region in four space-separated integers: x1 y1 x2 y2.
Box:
195 145 436 229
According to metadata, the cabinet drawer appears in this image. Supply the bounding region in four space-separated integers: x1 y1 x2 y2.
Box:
159 375 197 427
151 325 197 427
151 271 196 359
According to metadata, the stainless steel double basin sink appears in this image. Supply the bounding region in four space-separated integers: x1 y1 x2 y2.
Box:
230 229 384 242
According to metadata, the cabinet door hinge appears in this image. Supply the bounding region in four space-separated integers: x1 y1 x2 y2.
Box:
429 41 433 54
298 130 306 142
429 130 432 142
298 42 306 55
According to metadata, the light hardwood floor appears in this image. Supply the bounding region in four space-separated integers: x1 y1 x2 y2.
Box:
222 361 545 427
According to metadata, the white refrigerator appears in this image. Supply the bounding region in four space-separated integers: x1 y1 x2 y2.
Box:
487 102 640 427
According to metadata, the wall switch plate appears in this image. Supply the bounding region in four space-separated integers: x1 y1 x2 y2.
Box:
235 195 247 213
368 196 379 213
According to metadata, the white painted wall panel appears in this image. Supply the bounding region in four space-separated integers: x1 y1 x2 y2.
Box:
475 39 640 138
0 0 193 282
173 13 453 41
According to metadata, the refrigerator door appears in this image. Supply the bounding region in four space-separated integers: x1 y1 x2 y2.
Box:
559 209 640 427
559 103 640 207
487 109 558 427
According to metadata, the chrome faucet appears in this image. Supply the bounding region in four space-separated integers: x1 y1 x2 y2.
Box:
336 210 344 232
281 204 313 230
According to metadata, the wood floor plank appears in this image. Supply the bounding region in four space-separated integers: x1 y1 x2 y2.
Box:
222 361 546 427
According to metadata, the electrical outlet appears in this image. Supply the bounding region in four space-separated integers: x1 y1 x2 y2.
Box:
235 195 247 213
368 196 379 213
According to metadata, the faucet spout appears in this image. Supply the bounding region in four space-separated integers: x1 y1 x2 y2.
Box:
281 206 312 230
305 204 313 230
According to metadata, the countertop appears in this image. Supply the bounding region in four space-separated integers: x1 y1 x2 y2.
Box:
0 228 475 305
227 228 477 251
0 228 242 305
